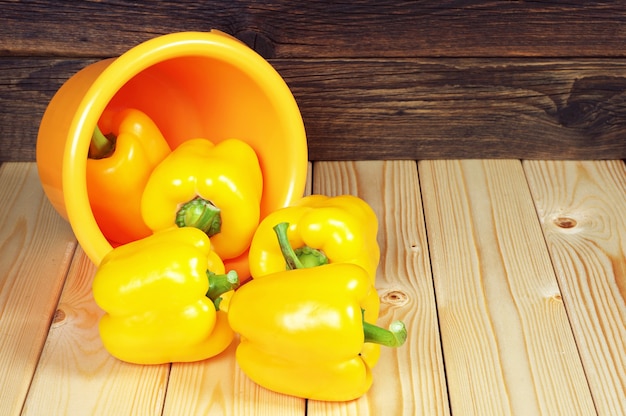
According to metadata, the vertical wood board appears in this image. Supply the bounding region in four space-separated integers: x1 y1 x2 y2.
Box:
0 162 76 416
419 159 595 415
308 161 449 416
524 160 626 415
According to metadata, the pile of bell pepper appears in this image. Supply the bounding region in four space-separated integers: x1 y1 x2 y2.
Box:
88 109 407 401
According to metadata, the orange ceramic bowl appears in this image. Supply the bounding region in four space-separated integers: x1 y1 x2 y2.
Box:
37 31 308 267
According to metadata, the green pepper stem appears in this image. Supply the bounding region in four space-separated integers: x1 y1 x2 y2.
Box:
206 270 239 309
176 197 222 237
273 222 304 269
272 222 328 270
88 124 115 159
363 319 407 348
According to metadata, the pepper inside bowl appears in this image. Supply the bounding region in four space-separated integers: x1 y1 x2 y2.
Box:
36 31 308 268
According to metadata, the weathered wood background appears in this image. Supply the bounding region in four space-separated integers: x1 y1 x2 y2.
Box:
2 1 626 161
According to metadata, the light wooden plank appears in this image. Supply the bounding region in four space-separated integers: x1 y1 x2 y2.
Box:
524 160 626 416
163 344 305 416
0 162 76 416
22 248 170 416
161 164 313 415
307 161 449 416
418 160 596 416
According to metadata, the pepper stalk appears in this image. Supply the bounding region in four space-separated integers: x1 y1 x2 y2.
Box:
176 197 222 237
273 222 328 269
207 269 239 310
272 221 407 348
89 125 116 159
362 311 407 347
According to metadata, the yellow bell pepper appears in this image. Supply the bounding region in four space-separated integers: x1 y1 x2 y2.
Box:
92 227 239 364
141 138 263 261
248 194 381 322
249 194 380 278
227 263 407 401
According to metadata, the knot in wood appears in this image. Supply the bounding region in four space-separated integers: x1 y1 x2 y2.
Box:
554 216 577 229
381 290 409 306
550 293 563 304
52 309 66 326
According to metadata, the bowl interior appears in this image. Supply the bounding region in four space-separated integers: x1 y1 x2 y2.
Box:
103 54 305 218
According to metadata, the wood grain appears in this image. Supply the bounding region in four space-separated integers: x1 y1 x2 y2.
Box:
280 59 626 160
0 162 76 415
4 2 626 162
4 58 626 162
523 160 626 416
308 161 449 416
418 160 596 415
22 248 170 416
1 1 625 59
0 58 98 162
163 345 305 416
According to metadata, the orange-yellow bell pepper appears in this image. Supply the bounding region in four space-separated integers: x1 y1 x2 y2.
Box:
227 263 407 401
92 227 239 364
140 138 263 261
86 108 171 245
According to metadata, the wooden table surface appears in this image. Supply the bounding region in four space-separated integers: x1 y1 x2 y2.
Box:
1 159 624 415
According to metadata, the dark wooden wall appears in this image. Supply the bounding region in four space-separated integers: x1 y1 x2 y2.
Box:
2 1 626 161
